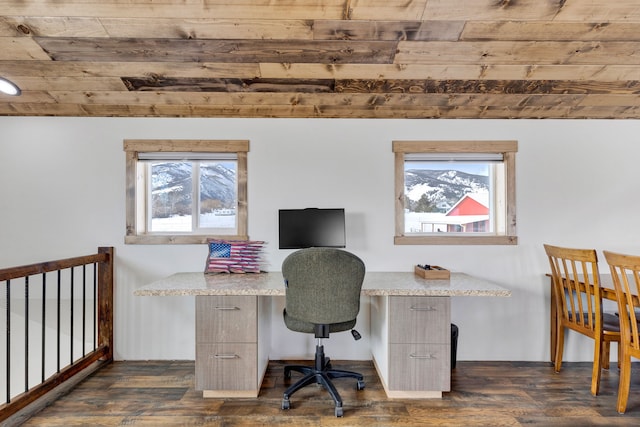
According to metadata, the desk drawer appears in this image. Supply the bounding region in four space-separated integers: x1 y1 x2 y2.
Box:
196 295 257 343
389 343 450 391
195 343 257 391
389 296 450 344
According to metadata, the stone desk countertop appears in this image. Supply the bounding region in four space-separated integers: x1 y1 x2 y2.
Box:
134 272 511 297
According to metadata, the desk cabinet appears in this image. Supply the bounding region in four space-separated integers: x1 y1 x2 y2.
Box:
371 295 451 397
195 295 270 397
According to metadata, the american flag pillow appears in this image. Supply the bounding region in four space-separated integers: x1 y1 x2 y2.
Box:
205 239 265 274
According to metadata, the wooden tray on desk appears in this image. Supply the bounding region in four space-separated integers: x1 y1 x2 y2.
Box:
414 265 450 280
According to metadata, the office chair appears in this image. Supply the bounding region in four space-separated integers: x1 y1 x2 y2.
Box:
280 247 366 417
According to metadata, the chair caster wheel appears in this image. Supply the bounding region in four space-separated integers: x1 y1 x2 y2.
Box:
282 398 291 410
357 380 365 390
335 406 343 417
284 370 291 380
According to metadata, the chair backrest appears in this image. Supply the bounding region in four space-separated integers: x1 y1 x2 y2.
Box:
282 247 365 326
544 244 602 336
603 250 640 353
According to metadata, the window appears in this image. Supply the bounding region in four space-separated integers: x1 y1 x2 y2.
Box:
124 140 248 244
393 140 517 245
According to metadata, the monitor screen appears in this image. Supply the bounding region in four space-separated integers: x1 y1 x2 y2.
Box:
278 208 346 249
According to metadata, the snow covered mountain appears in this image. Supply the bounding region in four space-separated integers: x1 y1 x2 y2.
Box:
404 169 489 213
150 162 236 217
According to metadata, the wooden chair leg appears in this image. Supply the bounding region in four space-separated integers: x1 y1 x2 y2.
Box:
601 341 611 370
554 327 565 373
591 340 603 396
617 351 632 414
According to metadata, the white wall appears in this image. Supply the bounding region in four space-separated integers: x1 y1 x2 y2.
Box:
1 117 639 363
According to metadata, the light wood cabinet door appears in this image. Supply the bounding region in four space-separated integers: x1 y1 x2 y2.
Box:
389 343 450 391
389 296 450 344
195 343 258 391
196 295 257 343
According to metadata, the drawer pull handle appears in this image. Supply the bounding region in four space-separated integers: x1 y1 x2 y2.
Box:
212 354 239 359
409 353 436 359
410 306 436 311
214 306 240 311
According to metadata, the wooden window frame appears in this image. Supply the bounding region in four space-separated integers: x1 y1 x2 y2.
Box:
393 140 517 246
124 139 249 244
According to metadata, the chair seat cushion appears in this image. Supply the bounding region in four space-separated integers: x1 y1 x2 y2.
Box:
284 309 356 334
566 312 620 332
603 312 621 332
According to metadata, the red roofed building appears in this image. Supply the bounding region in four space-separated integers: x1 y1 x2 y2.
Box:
444 193 489 232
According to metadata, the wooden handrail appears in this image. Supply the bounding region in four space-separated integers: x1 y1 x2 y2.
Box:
0 246 114 422
0 253 108 281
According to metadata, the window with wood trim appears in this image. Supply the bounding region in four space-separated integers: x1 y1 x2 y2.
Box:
393 140 517 245
124 140 249 244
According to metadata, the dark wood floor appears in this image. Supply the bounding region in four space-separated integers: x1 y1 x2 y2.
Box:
15 360 640 426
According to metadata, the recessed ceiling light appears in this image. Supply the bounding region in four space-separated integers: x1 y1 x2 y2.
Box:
0 77 21 96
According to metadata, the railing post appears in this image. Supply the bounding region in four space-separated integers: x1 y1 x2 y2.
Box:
97 247 114 362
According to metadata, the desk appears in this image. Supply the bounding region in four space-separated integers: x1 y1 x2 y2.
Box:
136 271 510 398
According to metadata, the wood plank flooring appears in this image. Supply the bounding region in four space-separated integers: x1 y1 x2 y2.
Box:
15 360 640 426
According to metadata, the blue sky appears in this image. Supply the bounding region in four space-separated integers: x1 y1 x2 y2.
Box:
405 161 489 176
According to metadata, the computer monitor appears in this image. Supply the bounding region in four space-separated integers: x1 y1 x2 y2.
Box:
278 208 346 249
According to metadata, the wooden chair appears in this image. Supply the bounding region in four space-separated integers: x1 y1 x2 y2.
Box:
544 244 620 395
603 250 640 413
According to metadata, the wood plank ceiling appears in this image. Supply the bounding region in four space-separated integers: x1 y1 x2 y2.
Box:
1 0 640 119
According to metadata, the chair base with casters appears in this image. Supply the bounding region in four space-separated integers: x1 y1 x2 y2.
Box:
281 339 365 418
